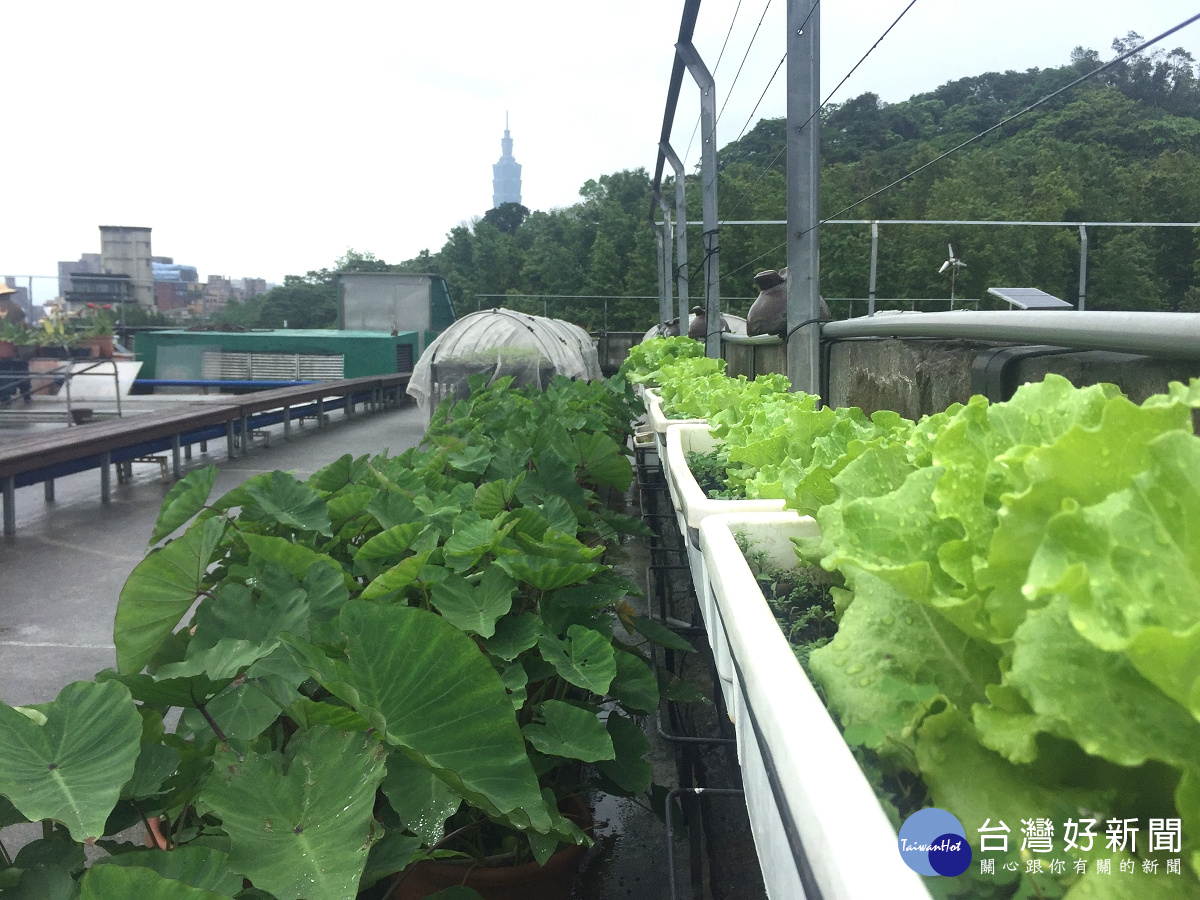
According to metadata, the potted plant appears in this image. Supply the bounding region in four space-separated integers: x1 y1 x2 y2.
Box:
0 315 24 360
79 304 116 358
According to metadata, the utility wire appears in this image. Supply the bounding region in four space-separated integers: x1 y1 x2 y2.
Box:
703 0 776 197
796 0 920 136
733 53 787 146
806 10 1200 234
727 0 820 146
714 0 774 131
721 0 909 223
724 238 789 282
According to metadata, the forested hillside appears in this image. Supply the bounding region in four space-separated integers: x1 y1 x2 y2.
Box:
224 37 1200 331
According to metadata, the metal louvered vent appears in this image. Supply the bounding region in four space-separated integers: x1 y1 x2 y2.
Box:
396 343 414 374
201 352 344 381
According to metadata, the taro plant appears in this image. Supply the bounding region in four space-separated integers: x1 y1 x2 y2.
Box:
0 375 684 900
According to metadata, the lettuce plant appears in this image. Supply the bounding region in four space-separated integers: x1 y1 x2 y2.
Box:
618 335 703 384
804 376 1200 895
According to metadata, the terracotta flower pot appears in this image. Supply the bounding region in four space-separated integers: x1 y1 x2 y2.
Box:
0 341 16 360
84 336 114 358
389 797 591 900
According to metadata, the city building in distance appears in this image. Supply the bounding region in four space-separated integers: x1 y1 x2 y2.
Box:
492 113 522 208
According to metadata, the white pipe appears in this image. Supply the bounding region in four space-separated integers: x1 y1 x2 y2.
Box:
821 310 1200 360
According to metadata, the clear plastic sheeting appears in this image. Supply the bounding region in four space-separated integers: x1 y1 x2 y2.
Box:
408 308 602 415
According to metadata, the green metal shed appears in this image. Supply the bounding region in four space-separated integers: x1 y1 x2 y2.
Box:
134 329 421 381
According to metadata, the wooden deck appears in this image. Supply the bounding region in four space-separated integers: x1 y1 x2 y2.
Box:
0 374 410 534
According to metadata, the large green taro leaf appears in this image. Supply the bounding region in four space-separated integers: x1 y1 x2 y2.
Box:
522 700 615 763
538 626 617 695
608 649 660 713
239 534 349 589
570 432 632 491
200 726 386 900
148 466 218 547
354 523 426 564
0 680 141 842
93 846 243 896
2 863 80 900
381 751 461 846
360 551 433 600
594 714 652 796
242 471 333 536
115 516 226 675
290 602 552 834
189 574 309 652
429 567 515 637
79 862 232 900
494 553 605 591
484 612 543 661
308 453 370 494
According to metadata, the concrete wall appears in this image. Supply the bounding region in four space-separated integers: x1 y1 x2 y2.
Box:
99 226 154 309
827 338 1200 418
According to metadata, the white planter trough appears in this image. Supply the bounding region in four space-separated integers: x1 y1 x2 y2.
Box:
664 422 786 591
700 512 932 900
644 388 707 459
663 424 788 710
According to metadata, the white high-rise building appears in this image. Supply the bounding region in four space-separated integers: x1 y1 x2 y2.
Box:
491 113 522 208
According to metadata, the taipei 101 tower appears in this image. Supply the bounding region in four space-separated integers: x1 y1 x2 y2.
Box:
492 113 522 208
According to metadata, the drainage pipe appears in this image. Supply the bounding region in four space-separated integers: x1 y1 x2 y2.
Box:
821 310 1200 360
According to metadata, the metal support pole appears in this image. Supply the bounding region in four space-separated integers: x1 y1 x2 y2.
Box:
283 405 291 438
654 214 668 327
100 452 111 504
868 220 879 317
3 476 16 535
676 41 720 358
786 0 821 394
1078 224 1088 311
316 398 325 427
44 480 54 502
113 361 123 418
664 788 746 900
240 413 249 449
171 434 181 480
660 202 675 328
184 443 192 460
345 392 353 417
226 421 236 458
661 141 690 327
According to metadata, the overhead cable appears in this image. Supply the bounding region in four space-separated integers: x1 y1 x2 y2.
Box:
682 0 744 169
721 0 912 222
807 10 1200 234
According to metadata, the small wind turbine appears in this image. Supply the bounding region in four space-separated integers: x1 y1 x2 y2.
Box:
938 244 967 309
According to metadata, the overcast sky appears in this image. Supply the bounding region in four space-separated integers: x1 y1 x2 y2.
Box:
4 1 1199 301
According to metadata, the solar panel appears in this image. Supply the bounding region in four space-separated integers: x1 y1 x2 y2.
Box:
987 287 1074 310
